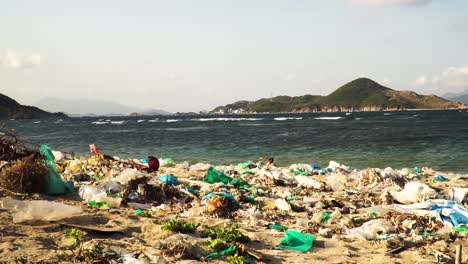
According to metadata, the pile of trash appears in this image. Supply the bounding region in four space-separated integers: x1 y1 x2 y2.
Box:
0 141 467 263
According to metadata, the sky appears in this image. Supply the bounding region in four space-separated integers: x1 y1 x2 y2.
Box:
0 0 468 113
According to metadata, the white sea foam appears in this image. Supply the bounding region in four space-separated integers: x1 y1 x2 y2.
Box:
384 113 392 116
191 117 264 122
274 117 303 121
111 121 126 125
314 117 344 120
166 119 181 123
92 121 109 125
137 120 146 123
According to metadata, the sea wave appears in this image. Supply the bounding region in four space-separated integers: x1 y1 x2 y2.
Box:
191 117 264 122
92 121 109 125
274 117 303 121
111 121 126 125
166 119 181 123
166 126 209 131
314 117 344 120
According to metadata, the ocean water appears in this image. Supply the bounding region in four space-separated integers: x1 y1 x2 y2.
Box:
5 110 468 173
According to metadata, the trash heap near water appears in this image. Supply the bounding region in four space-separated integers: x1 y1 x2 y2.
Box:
0 139 467 263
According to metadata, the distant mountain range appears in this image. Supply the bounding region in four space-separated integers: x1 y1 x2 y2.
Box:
212 78 466 114
443 90 468 104
35 97 172 116
0 94 66 119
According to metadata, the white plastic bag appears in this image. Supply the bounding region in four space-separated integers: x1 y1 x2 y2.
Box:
295 176 322 189
0 199 82 223
346 219 396 240
392 182 438 204
446 187 468 203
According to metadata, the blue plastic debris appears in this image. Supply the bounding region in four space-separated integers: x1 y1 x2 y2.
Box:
158 175 179 185
432 175 449 182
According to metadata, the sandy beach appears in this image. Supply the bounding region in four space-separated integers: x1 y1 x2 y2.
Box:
0 152 467 264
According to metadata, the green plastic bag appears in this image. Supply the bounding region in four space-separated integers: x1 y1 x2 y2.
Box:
276 230 316 252
40 145 74 195
203 167 251 189
205 245 237 259
455 225 468 234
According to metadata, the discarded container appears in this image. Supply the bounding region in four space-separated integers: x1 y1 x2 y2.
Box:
326 174 346 192
79 186 107 202
346 219 396 240
275 198 292 212
0 199 82 223
79 186 122 207
52 150 64 162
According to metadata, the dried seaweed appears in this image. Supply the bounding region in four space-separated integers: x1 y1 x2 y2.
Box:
0 129 47 193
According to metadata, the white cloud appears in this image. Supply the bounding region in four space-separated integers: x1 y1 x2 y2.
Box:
168 72 177 80
0 50 42 69
413 75 428 86
285 73 297 81
412 65 468 93
348 0 432 7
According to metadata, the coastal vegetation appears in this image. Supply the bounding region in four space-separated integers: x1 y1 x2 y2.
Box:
212 78 465 113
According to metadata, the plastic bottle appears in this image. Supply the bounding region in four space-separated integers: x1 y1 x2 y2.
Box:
78 186 107 202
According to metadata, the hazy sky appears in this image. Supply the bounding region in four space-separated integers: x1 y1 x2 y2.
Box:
1 0 468 112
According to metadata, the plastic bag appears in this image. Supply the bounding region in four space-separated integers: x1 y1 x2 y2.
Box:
203 167 251 189
0 198 82 223
78 186 122 207
114 168 143 184
40 145 74 195
326 174 346 192
447 187 468 203
189 163 211 171
346 219 396 240
159 175 179 185
392 182 438 204
276 229 316 252
295 176 322 189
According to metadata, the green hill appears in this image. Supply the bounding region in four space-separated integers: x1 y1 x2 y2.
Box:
0 93 67 119
212 78 464 113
